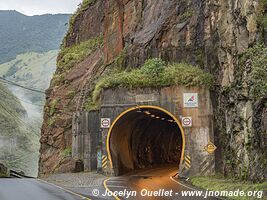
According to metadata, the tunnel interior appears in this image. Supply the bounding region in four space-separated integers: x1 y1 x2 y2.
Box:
108 107 183 175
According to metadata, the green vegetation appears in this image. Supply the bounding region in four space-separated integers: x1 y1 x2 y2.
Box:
49 98 60 116
191 176 267 200
0 83 39 176
58 37 103 70
0 173 9 178
48 116 56 127
180 10 193 21
0 50 58 104
0 51 58 177
257 0 267 29
0 10 70 64
67 90 76 99
239 44 267 99
60 147 72 158
85 58 213 111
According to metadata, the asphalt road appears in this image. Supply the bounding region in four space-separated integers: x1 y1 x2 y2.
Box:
0 178 87 200
0 166 221 200
103 165 220 200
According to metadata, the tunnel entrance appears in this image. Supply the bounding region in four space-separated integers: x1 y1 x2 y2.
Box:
107 106 185 176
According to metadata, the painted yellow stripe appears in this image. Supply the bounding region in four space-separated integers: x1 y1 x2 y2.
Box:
185 157 191 164
186 155 191 159
103 178 120 200
103 160 107 165
38 179 90 200
185 162 191 168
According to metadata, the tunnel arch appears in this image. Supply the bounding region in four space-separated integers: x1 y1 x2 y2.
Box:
106 105 185 175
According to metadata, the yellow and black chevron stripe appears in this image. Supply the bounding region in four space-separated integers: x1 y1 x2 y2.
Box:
102 155 108 169
184 155 191 169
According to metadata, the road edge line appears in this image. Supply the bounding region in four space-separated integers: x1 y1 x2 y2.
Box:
103 178 121 200
37 178 91 200
170 176 197 191
170 176 225 200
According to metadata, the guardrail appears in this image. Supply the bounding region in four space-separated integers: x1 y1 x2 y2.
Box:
0 163 33 178
9 170 33 178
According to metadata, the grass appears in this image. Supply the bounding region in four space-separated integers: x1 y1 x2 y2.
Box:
57 36 103 71
60 147 72 158
0 173 9 178
191 176 267 200
85 58 213 111
257 0 267 29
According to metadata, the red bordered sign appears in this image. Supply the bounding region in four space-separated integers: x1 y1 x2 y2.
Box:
182 117 192 127
101 118 111 128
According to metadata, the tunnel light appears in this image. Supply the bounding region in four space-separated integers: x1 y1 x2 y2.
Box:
144 111 151 115
156 116 160 119
168 119 174 122
151 115 155 117
161 118 165 120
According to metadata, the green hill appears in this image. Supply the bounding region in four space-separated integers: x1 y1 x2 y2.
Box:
0 50 57 103
0 10 70 64
0 10 69 176
0 83 39 176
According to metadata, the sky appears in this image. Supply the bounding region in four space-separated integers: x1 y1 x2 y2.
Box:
0 0 83 16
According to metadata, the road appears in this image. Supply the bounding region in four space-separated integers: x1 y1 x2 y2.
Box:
0 178 87 200
102 165 220 200
0 166 221 200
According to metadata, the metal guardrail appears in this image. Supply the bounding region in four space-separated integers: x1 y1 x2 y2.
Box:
9 170 33 178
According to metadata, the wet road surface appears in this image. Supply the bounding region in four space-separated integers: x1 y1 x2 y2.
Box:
0 178 87 200
103 165 221 200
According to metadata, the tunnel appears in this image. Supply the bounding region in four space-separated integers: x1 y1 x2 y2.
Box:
107 106 184 176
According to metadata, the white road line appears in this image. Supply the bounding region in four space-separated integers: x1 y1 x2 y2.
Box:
37 178 90 200
170 176 225 200
106 185 127 188
170 176 197 191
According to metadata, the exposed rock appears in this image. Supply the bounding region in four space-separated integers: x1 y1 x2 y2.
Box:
39 0 266 182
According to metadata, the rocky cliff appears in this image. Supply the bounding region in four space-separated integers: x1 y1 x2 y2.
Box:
39 0 266 182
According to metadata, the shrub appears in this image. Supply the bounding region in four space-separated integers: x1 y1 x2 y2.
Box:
49 98 59 116
58 36 103 70
86 58 213 111
257 0 267 29
240 44 267 99
60 147 72 158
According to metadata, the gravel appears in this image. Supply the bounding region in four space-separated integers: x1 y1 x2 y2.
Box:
42 171 106 188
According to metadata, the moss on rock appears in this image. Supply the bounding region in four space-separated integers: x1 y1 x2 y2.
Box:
58 36 103 71
85 58 213 111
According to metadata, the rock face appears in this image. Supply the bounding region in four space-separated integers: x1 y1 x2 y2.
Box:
39 0 266 181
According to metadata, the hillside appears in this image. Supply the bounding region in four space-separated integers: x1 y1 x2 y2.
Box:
0 11 69 176
0 83 39 176
0 10 70 64
0 50 58 104
39 0 266 183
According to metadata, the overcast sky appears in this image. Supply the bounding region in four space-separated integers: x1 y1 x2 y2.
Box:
0 0 83 16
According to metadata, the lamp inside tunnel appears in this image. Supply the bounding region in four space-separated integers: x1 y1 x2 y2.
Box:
107 106 184 176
